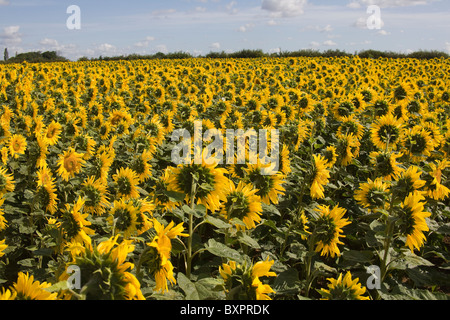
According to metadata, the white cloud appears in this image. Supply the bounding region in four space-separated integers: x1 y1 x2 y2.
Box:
378 30 390 35
323 40 337 46
310 41 320 48
262 0 308 18
0 0 9 5
134 36 155 48
0 26 22 46
155 44 168 53
40 38 59 47
348 0 437 8
445 42 450 53
237 23 255 32
209 42 221 50
267 19 278 26
226 1 238 14
97 43 116 54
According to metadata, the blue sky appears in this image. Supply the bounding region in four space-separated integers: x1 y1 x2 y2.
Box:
0 0 449 60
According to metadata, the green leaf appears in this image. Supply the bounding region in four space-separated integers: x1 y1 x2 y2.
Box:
342 250 374 263
164 190 185 202
206 239 242 262
237 232 261 249
177 273 200 300
273 268 300 295
204 216 231 229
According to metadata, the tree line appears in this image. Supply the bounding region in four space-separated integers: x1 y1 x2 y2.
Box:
1 48 449 64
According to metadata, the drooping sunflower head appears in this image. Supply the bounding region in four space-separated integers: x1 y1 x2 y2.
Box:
244 160 285 205
401 126 434 163
166 157 230 212
81 176 109 215
309 154 331 200
354 177 390 212
108 199 138 238
130 149 153 183
219 257 276 300
61 197 94 249
0 167 14 195
369 151 404 181
313 205 351 258
318 271 370 300
396 166 426 200
220 181 262 230
371 113 403 151
335 133 360 166
397 191 431 252
112 167 140 200
322 146 338 168
64 236 144 300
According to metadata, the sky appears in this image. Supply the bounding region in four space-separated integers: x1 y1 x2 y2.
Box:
0 0 449 61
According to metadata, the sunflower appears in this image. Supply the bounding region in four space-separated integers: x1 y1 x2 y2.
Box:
220 181 263 230
354 177 390 212
337 115 365 140
322 146 338 168
0 167 14 195
396 166 426 200
371 113 403 151
318 271 370 300
166 153 230 212
113 167 140 200
310 154 330 200
108 199 139 238
151 169 182 213
313 205 351 258
36 165 58 214
62 197 94 250
244 159 285 205
423 159 450 201
0 238 7 257
219 257 276 300
91 145 115 183
63 236 145 300
279 144 291 175
57 147 85 181
130 149 153 183
43 121 62 146
369 151 404 181
9 134 27 159
8 272 58 300
397 191 431 252
0 198 6 231
401 125 434 163
0 288 16 300
336 133 360 166
145 219 187 293
81 176 109 215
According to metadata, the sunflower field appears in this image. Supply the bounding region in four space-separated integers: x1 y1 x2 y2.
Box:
0 56 449 301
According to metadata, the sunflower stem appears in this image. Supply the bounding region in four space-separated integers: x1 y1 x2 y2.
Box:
186 176 197 279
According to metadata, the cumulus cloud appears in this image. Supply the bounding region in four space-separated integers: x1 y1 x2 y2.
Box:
134 36 155 48
0 26 22 46
209 42 221 50
0 0 9 5
445 42 450 53
262 0 308 18
237 23 255 32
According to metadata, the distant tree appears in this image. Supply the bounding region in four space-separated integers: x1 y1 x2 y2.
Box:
3 48 8 61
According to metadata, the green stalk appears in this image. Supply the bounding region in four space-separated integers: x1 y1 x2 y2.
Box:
185 178 197 279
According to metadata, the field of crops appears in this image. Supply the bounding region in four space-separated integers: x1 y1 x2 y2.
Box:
0 56 449 300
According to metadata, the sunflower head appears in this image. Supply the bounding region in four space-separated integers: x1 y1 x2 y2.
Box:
354 178 390 212
313 205 351 258
220 181 262 230
10 272 58 300
318 271 370 300
219 257 276 300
